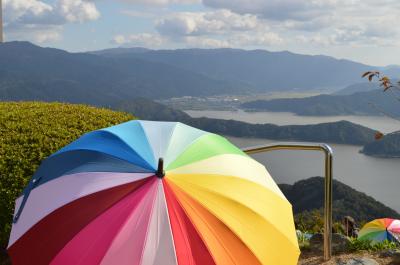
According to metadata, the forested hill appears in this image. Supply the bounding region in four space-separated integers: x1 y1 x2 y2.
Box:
362 132 400 157
279 177 400 223
186 119 376 145
241 90 400 116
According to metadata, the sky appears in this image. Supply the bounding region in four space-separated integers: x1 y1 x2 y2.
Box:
2 0 400 66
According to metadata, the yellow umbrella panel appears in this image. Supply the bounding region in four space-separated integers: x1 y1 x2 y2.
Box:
164 133 300 265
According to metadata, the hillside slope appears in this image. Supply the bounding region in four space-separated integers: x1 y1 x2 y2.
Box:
333 82 378 95
242 90 400 116
0 42 245 103
0 101 134 248
279 177 400 223
362 132 400 157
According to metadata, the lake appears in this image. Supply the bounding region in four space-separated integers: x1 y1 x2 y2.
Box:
186 110 400 213
186 109 400 133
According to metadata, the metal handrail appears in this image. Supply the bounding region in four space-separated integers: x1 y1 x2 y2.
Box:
242 143 333 261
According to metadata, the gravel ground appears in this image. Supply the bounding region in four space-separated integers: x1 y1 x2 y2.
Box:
299 250 399 265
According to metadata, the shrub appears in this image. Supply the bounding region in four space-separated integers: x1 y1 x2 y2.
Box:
0 101 134 248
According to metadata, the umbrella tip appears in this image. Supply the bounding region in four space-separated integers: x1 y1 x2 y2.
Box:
156 158 165 178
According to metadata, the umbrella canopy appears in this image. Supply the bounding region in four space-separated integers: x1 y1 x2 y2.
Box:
358 218 400 243
8 120 299 265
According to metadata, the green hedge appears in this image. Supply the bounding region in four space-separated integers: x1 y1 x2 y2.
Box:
0 101 134 248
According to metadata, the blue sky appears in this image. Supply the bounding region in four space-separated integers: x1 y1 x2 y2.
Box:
3 0 400 66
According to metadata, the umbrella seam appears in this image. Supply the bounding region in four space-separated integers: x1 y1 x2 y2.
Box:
167 177 299 254
166 133 246 170
168 181 258 265
98 177 158 265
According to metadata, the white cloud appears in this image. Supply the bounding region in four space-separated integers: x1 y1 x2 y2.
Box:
4 0 54 23
111 33 165 47
31 27 63 42
156 9 259 37
202 0 337 21
184 36 230 48
5 24 63 43
231 32 283 46
153 9 284 48
4 0 100 43
58 0 100 23
118 0 199 5
199 0 400 46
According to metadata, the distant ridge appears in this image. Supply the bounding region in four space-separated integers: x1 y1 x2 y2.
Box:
242 89 400 116
333 82 378 95
91 46 400 91
0 41 248 102
2 41 400 102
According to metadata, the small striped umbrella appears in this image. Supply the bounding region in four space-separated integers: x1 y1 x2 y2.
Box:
8 120 299 265
358 218 400 243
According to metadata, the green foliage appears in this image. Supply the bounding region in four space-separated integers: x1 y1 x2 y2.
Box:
347 238 398 252
295 209 324 233
362 132 400 157
280 177 400 224
296 231 310 250
0 101 134 248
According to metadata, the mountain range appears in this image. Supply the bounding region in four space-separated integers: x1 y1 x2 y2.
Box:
93 47 395 91
1 41 398 152
0 41 245 104
1 41 400 103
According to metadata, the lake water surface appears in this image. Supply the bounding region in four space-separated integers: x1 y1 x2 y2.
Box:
186 110 400 133
186 110 400 213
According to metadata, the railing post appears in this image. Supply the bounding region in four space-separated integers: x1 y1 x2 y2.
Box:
0 0 3 43
242 143 333 261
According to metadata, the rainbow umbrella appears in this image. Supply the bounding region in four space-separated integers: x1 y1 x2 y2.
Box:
358 218 400 243
8 120 299 265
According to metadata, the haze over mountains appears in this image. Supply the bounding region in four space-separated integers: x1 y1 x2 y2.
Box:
0 42 245 104
93 47 391 91
1 41 399 105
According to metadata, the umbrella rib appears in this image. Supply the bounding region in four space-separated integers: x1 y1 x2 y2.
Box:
137 180 163 265
168 182 258 265
92 178 158 265
167 177 299 254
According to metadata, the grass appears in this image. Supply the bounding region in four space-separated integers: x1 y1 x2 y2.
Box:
297 230 399 253
346 238 399 252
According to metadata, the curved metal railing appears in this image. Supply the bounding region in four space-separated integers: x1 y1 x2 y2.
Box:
242 142 333 261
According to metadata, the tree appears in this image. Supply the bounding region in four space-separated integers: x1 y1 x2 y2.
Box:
363 71 400 139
